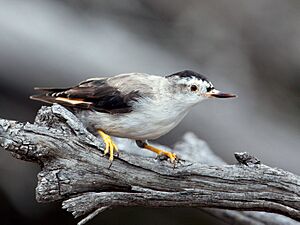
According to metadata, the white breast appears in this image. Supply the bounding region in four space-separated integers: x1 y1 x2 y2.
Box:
77 95 191 140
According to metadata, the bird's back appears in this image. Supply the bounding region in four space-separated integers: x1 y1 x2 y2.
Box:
31 73 163 114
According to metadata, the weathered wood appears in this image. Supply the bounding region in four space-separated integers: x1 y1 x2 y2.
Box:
0 104 299 225
175 133 299 225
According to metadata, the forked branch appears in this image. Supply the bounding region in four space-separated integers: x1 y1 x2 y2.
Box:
0 104 299 225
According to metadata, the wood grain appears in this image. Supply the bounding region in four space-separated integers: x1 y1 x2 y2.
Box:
0 104 299 225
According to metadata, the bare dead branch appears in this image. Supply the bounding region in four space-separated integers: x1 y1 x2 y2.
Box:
175 133 299 225
0 104 299 225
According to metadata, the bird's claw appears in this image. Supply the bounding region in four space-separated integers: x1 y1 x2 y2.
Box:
98 130 119 163
102 138 118 161
156 151 180 167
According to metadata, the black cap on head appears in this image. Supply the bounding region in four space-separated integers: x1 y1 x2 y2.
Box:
166 70 209 82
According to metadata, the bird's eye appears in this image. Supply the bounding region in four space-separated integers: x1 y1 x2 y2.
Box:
190 85 198 92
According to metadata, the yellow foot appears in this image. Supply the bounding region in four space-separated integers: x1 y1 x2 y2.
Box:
144 144 178 163
97 130 118 162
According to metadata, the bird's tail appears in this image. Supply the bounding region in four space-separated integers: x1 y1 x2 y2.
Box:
30 87 69 104
30 87 92 109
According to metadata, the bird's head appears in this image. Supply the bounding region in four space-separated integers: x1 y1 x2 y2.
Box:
166 70 236 105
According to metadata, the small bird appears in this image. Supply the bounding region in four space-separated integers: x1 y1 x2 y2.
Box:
31 70 236 163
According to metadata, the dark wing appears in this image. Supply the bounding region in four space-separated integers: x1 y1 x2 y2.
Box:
30 78 141 114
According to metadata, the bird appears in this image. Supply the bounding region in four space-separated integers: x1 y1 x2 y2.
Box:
30 70 236 164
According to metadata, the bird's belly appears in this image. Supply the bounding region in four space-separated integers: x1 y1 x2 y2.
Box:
77 105 188 140
119 113 183 140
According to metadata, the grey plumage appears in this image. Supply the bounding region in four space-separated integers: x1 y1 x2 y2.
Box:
31 70 235 142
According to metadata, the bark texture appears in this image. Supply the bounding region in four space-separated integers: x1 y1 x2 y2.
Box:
0 104 299 225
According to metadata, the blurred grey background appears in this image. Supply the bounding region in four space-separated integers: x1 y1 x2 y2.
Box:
0 0 299 224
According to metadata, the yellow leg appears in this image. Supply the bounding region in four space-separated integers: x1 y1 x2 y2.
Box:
97 130 118 161
144 144 177 163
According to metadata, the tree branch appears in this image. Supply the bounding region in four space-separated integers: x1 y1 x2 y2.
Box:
0 104 299 224
175 133 299 225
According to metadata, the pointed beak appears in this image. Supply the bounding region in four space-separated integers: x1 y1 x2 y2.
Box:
206 89 237 98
